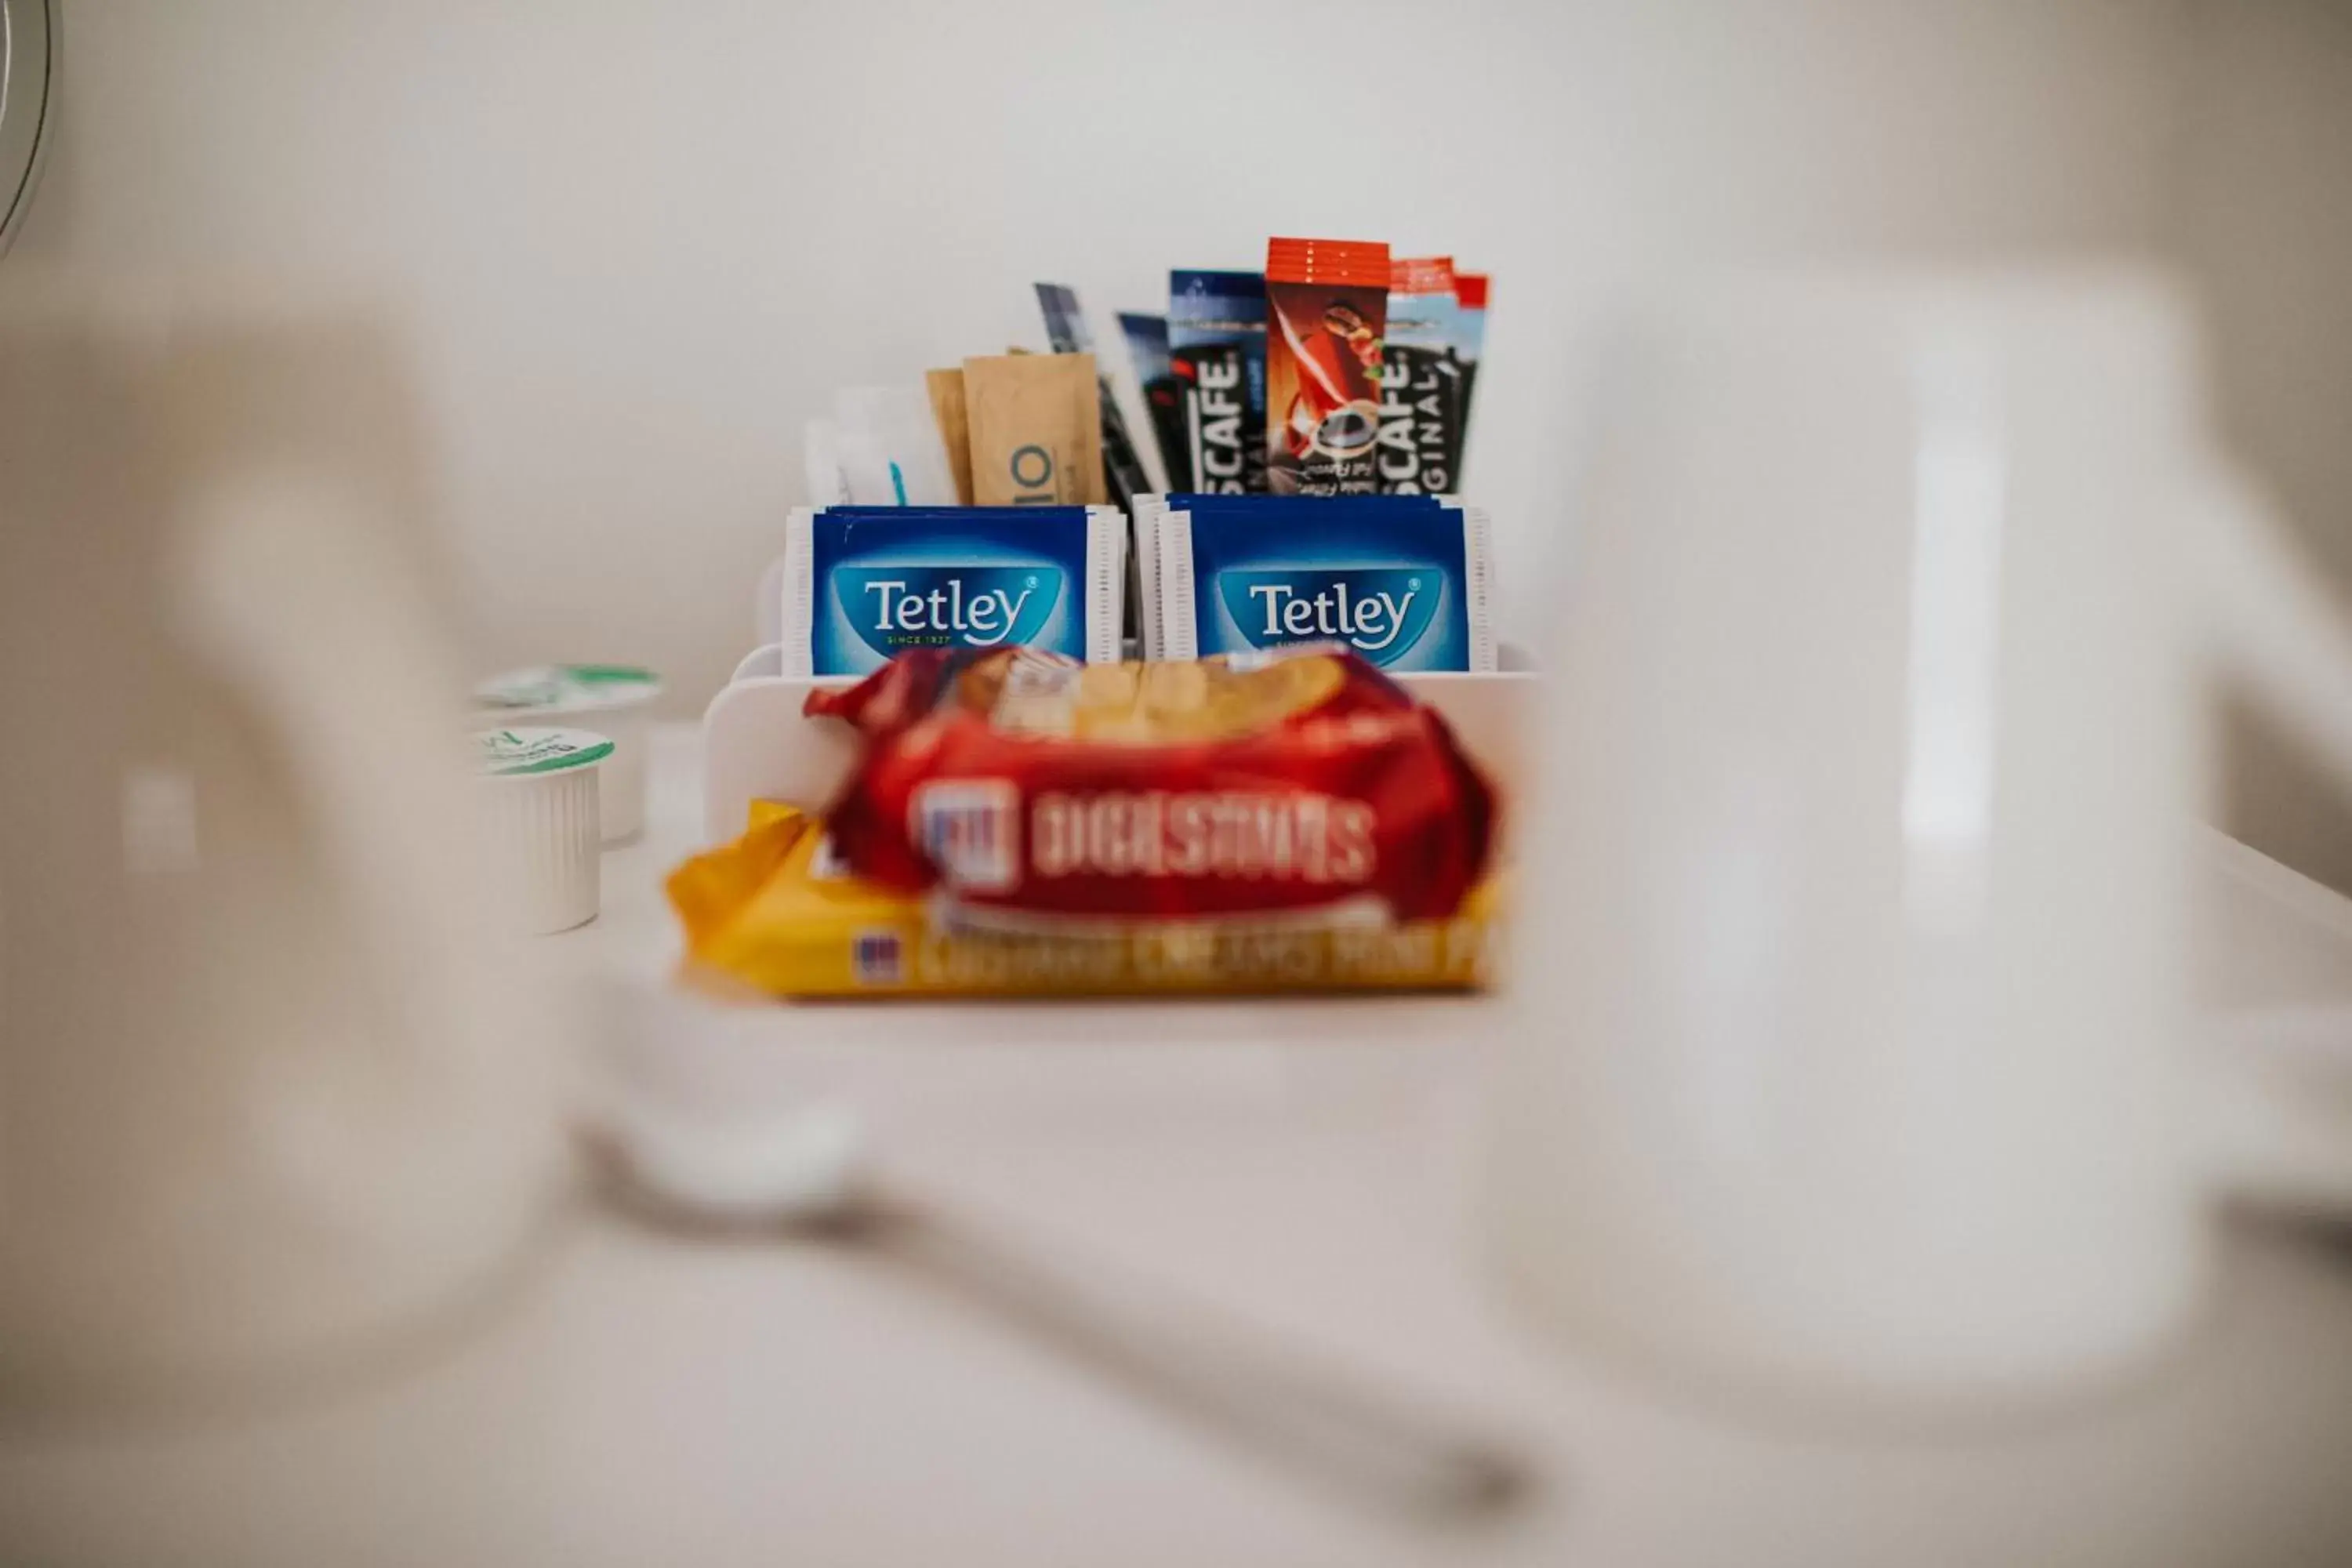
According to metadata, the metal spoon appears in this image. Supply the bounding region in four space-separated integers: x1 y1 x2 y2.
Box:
585 1098 1535 1523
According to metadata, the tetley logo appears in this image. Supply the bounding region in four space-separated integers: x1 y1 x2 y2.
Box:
1215 568 1439 665
836 564 1061 659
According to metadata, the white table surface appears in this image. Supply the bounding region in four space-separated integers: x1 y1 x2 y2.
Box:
7 723 2352 1568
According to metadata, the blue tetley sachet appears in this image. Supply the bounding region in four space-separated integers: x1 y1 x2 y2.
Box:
782 506 1124 677
1131 492 1451 659
1156 498 1496 672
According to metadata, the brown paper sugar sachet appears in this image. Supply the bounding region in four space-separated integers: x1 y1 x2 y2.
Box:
962 351 1105 506
924 368 975 504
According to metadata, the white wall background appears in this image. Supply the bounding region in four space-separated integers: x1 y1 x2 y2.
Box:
15 0 2184 681
16 1 2346 878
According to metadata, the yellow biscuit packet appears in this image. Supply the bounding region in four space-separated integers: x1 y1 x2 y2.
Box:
666 800 1504 999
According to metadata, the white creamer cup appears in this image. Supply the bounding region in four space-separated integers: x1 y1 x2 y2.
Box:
475 726 610 934
474 665 662 843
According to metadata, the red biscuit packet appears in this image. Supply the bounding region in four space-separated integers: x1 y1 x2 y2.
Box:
805 648 1496 927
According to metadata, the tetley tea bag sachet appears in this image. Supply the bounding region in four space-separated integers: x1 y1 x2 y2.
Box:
1156 494 1496 672
780 504 1123 676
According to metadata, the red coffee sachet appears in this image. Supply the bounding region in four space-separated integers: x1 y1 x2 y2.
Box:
1265 236 1392 496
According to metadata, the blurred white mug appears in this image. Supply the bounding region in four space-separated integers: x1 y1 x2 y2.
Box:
0 289 566 1406
1490 267 2352 1410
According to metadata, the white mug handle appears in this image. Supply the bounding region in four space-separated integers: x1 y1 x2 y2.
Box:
166 462 520 1109
2190 465 2352 1207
